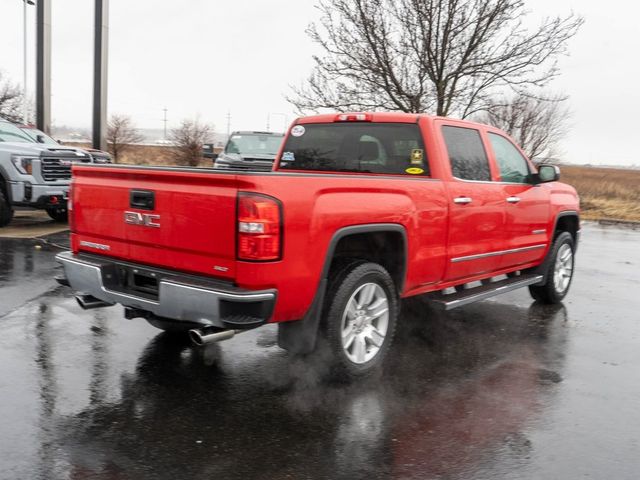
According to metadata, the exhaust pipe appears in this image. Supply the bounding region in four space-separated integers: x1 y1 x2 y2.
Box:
189 327 237 346
76 294 114 310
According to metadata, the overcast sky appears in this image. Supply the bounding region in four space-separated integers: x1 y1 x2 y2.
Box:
0 0 637 166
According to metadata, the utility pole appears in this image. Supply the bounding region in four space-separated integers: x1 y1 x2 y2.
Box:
226 110 231 138
162 107 168 140
267 113 287 133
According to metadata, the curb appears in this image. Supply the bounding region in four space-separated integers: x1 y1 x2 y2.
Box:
597 218 640 229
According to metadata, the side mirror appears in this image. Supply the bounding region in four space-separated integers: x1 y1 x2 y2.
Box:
36 134 46 143
534 164 560 184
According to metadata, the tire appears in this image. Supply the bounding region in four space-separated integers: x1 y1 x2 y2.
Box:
528 231 575 304
323 261 398 379
46 206 68 222
0 189 14 227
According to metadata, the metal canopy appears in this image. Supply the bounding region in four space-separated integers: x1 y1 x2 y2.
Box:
35 0 51 133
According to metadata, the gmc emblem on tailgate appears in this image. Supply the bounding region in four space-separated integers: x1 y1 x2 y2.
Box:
124 211 160 228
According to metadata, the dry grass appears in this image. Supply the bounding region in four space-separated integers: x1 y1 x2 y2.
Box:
560 165 640 222
64 142 216 167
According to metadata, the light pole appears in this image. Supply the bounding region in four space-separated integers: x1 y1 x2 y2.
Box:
267 112 287 133
22 0 35 124
162 107 168 140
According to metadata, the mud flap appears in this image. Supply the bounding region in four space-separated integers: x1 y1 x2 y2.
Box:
277 279 327 355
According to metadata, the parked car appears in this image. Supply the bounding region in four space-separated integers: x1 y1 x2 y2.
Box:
56 112 579 378
0 117 88 225
213 131 284 171
19 125 112 164
202 143 218 159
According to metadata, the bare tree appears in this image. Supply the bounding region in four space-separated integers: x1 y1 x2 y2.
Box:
478 93 569 161
290 0 583 118
106 114 144 162
169 119 212 167
0 71 24 123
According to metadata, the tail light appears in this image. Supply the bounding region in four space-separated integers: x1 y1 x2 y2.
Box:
237 193 282 261
68 182 75 232
334 113 372 122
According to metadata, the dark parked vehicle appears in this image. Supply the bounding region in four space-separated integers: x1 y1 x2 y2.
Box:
213 131 284 171
202 143 218 159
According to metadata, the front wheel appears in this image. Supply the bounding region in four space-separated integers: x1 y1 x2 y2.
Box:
46 206 68 222
0 190 14 227
323 262 398 379
529 231 575 304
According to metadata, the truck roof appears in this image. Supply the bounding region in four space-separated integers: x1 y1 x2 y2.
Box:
294 112 491 131
230 131 284 136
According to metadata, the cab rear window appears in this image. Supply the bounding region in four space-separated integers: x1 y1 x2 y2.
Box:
279 123 429 176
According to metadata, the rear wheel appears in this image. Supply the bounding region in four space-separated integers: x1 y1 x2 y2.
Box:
0 190 14 227
528 232 575 304
323 261 398 379
46 206 68 222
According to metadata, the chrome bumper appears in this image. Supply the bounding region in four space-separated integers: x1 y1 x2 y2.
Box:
55 251 276 328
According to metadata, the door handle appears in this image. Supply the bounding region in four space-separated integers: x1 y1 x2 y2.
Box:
454 197 473 205
130 190 155 210
506 196 521 204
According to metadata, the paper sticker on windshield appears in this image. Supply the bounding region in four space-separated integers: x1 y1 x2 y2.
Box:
281 151 295 162
411 149 424 165
291 125 306 137
405 167 424 175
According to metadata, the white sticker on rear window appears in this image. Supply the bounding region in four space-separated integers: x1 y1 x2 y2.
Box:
291 125 306 137
281 151 295 162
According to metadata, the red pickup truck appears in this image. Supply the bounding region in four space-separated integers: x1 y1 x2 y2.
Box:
56 112 579 378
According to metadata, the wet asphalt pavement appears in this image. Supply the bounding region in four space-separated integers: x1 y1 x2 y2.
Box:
0 224 639 480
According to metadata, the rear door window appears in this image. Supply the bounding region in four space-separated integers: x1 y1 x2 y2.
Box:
279 123 429 176
442 126 491 181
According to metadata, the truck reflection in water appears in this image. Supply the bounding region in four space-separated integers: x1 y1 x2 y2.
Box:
53 300 568 480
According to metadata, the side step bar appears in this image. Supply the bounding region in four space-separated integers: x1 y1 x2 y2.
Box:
427 274 544 311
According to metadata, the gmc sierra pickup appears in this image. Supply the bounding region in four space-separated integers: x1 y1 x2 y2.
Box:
0 117 92 226
56 112 579 377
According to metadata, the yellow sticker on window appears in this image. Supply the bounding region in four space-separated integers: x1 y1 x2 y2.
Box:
411 149 424 165
405 167 424 175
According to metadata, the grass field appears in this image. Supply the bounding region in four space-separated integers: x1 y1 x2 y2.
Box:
65 142 216 167
561 165 640 222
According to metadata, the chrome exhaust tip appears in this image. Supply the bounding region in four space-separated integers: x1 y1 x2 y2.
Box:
75 294 114 310
188 327 236 346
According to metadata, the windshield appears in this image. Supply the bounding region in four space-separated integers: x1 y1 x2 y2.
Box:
279 123 429 175
20 127 58 145
225 134 284 156
0 121 36 143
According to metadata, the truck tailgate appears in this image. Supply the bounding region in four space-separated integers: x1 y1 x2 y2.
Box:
71 165 239 280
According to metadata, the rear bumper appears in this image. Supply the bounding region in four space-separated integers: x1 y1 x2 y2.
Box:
55 251 277 329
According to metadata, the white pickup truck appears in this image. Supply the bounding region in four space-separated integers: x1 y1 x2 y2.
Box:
0 117 92 226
